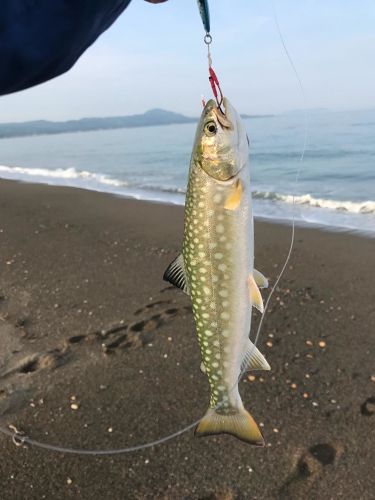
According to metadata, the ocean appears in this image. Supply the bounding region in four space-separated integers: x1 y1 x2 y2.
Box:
0 108 374 235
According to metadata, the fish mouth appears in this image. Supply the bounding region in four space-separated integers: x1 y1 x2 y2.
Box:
203 98 233 129
213 103 233 129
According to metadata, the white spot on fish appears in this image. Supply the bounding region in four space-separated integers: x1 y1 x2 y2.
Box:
218 263 227 272
216 224 224 233
219 289 228 298
214 253 223 260
220 312 230 320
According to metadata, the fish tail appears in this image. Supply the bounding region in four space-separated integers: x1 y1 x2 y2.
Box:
195 406 265 446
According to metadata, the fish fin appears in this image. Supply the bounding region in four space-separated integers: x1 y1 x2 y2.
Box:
195 407 265 446
224 179 243 211
163 254 189 295
200 362 206 374
241 340 271 372
253 269 269 289
248 274 264 313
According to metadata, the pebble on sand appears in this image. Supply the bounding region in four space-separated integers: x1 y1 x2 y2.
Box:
248 375 256 382
371 375 375 383
290 383 297 390
318 340 326 348
266 341 273 348
305 340 313 346
70 403 79 410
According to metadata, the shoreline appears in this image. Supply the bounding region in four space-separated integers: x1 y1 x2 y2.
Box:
0 178 374 499
1 176 374 239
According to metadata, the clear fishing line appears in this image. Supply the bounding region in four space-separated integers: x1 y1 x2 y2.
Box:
0 1 308 454
248 0 309 359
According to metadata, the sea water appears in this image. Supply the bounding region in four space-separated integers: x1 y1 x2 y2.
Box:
0 108 374 235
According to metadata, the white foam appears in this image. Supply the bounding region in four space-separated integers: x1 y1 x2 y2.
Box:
253 191 375 214
0 164 127 188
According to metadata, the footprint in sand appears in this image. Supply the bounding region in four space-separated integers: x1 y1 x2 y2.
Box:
278 442 343 499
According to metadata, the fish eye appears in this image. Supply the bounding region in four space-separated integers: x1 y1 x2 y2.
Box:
204 121 217 136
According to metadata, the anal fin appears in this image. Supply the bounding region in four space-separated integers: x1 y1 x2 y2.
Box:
241 339 270 372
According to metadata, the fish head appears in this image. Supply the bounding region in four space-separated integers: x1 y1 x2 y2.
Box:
194 97 249 182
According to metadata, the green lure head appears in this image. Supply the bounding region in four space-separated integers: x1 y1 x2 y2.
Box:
193 97 249 182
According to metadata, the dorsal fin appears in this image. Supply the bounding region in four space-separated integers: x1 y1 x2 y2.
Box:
163 254 189 295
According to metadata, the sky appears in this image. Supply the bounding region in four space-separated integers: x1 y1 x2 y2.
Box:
1 0 375 122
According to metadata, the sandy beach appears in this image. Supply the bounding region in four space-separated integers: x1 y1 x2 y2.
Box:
0 178 374 499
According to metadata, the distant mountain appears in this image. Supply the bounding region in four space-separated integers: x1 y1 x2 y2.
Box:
0 109 196 139
0 109 274 139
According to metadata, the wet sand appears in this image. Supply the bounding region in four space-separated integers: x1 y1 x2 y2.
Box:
0 178 374 499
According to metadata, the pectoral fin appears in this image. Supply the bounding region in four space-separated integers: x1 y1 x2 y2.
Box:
224 179 243 211
254 269 269 289
163 254 189 295
248 274 264 313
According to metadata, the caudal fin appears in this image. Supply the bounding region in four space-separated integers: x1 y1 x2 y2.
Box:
195 407 265 446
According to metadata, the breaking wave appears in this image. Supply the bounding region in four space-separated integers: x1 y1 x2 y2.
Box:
252 191 375 214
0 164 374 217
0 165 127 188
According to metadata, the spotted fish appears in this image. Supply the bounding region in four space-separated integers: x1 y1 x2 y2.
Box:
164 97 270 445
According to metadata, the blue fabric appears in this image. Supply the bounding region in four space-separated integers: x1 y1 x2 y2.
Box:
0 0 132 95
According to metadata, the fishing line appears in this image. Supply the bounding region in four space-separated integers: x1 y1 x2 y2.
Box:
0 0 308 454
238 0 309 385
0 420 200 456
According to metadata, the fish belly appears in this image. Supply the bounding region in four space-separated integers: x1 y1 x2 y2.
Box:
183 161 253 412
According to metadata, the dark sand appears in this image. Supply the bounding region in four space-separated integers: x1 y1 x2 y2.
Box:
0 178 374 499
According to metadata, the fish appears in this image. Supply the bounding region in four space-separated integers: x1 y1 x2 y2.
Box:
163 97 270 445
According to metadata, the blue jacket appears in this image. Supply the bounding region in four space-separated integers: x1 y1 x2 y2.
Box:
0 0 131 95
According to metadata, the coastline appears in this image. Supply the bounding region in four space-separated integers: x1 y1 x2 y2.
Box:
1 173 374 238
0 178 374 499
